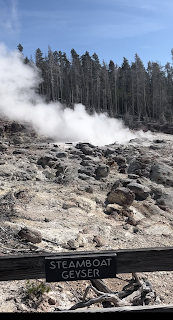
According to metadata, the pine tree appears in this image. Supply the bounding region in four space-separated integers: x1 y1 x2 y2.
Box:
17 43 23 52
70 49 82 105
109 60 118 116
29 45 173 125
81 51 92 110
35 48 45 95
118 57 131 116
91 53 101 113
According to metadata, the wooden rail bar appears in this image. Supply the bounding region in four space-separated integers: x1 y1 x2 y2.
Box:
0 247 173 281
55 304 173 313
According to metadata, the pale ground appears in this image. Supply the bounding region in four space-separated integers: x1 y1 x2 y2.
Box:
0 130 173 312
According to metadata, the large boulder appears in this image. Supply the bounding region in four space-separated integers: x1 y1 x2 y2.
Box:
56 152 67 158
150 161 173 187
11 122 25 132
95 164 110 179
78 166 95 177
155 188 173 210
75 142 95 155
37 155 57 168
107 187 135 206
127 182 151 200
127 156 152 177
18 227 42 244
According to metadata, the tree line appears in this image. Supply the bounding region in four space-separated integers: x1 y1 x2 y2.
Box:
17 43 173 124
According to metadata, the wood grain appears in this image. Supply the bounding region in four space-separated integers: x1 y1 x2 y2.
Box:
0 247 173 281
55 304 173 313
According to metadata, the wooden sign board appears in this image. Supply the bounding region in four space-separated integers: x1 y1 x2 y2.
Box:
45 253 117 282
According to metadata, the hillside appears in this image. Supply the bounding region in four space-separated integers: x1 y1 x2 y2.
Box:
0 120 173 311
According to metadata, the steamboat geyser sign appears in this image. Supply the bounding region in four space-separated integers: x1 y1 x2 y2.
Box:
45 253 117 282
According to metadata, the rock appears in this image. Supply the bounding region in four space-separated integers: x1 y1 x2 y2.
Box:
85 185 93 193
37 156 57 168
155 189 173 210
153 139 165 144
128 174 139 179
0 159 6 165
150 144 161 150
78 166 95 177
76 143 95 155
126 215 137 226
127 182 151 200
14 170 32 181
114 155 126 166
132 199 167 218
67 239 79 250
14 189 28 200
0 164 14 177
81 146 94 155
133 226 139 233
18 227 42 244
63 201 78 209
80 160 96 167
93 235 104 247
111 178 132 189
11 122 25 132
55 163 65 176
56 152 67 158
95 164 110 179
78 173 91 181
0 126 5 136
48 297 56 305
103 147 116 156
0 191 15 216
105 203 123 214
0 143 8 152
107 187 135 206
75 234 86 247
150 161 173 187
76 142 95 149
150 185 162 200
127 156 152 177
43 169 55 179
61 166 78 184
119 167 127 174
13 136 23 145
13 149 25 154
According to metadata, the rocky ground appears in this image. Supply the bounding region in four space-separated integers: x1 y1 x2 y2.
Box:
1 119 173 311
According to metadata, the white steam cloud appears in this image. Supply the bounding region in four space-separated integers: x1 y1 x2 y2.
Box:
0 43 143 146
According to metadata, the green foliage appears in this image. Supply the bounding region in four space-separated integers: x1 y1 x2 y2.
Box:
25 280 50 297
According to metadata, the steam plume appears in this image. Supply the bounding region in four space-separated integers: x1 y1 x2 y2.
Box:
0 43 140 146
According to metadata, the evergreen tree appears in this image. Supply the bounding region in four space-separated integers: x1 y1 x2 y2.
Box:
17 43 23 52
27 45 173 125
92 53 101 113
35 48 45 95
70 49 82 105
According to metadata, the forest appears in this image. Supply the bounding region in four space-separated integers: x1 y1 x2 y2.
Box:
17 43 173 125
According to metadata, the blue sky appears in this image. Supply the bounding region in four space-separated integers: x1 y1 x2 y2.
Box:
1 0 173 67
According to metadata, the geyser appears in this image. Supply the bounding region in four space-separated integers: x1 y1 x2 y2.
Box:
0 43 140 146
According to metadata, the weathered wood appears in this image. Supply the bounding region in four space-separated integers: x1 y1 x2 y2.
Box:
116 246 173 273
69 285 127 310
0 247 173 281
91 279 114 293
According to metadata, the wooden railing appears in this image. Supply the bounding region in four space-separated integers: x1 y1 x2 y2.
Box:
1 247 173 312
